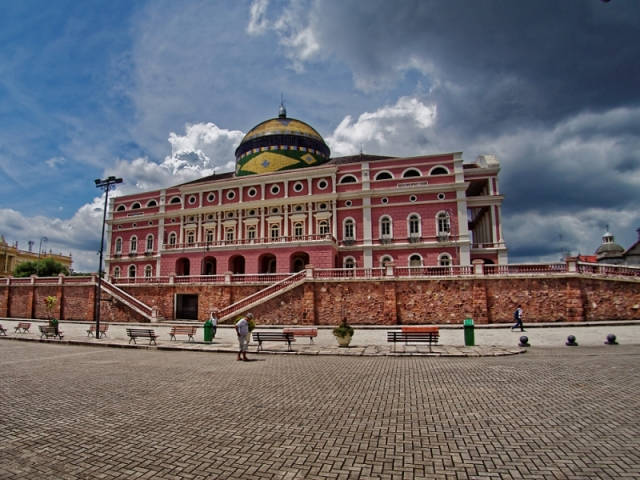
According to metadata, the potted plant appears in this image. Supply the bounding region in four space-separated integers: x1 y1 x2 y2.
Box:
44 296 59 334
333 318 354 347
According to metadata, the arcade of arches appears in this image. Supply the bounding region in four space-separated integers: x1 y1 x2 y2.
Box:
174 252 310 275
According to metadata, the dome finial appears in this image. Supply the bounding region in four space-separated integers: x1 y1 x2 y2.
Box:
279 93 287 118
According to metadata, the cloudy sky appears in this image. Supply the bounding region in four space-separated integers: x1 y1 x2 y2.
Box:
1 0 638 272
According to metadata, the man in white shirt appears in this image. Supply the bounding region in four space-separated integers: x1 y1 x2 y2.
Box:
235 313 253 361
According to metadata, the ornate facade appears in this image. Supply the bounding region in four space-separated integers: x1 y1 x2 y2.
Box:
105 108 507 280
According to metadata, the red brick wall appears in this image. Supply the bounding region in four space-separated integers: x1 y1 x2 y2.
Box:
1 276 639 324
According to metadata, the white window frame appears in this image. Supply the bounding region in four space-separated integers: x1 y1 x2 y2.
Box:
401 168 422 178
146 234 154 252
130 236 138 253
128 264 136 278
144 265 153 278
408 254 423 267
343 256 356 269
429 165 450 175
380 215 392 238
436 211 451 235
374 170 394 181
438 253 452 266
168 232 177 246
407 213 421 237
115 237 122 254
343 217 356 240
318 220 330 236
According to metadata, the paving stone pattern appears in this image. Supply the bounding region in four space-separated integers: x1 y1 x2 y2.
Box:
1 342 639 479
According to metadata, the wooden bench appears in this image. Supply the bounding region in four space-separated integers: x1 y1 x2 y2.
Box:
282 327 318 343
87 323 109 338
39 325 64 340
387 327 439 352
126 328 158 345
169 325 198 342
0 324 7 336
252 332 295 352
14 322 31 333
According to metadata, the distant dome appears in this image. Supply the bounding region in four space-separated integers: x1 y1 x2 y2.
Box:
596 231 625 260
234 107 330 176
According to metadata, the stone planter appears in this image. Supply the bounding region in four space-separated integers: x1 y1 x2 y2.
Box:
334 333 352 347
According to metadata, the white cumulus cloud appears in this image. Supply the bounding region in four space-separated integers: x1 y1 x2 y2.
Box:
327 97 437 156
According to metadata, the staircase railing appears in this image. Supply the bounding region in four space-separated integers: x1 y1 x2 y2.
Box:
100 279 154 321
218 271 306 321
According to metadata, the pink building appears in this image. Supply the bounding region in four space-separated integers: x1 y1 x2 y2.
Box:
106 107 507 280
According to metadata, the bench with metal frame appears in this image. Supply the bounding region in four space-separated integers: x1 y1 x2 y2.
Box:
126 328 158 345
252 331 295 352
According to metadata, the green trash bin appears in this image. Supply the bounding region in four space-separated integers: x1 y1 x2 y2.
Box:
463 318 475 346
203 318 213 343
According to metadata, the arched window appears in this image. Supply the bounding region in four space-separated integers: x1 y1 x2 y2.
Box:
131 202 141 210
430 166 449 175
116 205 126 212
408 214 421 238
375 171 393 180
113 266 120 278
380 216 392 237
186 231 195 245
380 255 393 267
168 232 177 246
206 229 215 243
246 225 256 241
339 174 357 184
144 265 152 278
130 236 137 253
115 238 122 254
225 227 235 242
293 222 304 238
318 220 330 235
402 168 421 178
128 265 136 278
437 212 451 235
343 218 355 240
146 234 153 252
438 253 452 266
146 200 158 207
270 223 280 240
409 254 422 267
344 257 356 269
169 196 181 204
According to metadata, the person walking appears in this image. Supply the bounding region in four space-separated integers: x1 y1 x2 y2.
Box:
209 309 219 338
235 313 253 361
511 305 525 331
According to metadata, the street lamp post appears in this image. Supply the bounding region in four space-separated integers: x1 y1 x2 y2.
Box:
38 236 48 258
94 176 123 338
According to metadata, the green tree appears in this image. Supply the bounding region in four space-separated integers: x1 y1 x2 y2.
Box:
13 258 70 277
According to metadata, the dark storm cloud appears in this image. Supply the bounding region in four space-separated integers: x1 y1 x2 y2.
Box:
314 0 640 134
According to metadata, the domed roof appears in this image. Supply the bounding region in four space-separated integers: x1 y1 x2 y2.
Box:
595 231 625 258
234 105 330 176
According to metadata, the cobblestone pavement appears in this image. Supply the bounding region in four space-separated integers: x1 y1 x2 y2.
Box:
1 341 638 479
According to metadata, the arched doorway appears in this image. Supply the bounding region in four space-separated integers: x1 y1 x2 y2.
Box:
229 255 245 274
176 258 190 276
259 254 277 274
290 252 309 272
202 256 216 275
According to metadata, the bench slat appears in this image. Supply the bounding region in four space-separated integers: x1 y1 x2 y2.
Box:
126 328 158 345
252 332 295 352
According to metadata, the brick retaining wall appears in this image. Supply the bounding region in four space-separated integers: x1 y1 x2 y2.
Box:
1 276 639 324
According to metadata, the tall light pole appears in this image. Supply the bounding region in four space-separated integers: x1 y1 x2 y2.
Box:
38 236 48 258
95 176 123 338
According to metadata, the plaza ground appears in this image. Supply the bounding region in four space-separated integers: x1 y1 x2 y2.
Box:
1 331 639 479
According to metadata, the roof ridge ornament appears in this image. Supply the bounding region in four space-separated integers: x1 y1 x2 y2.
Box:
279 94 287 118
